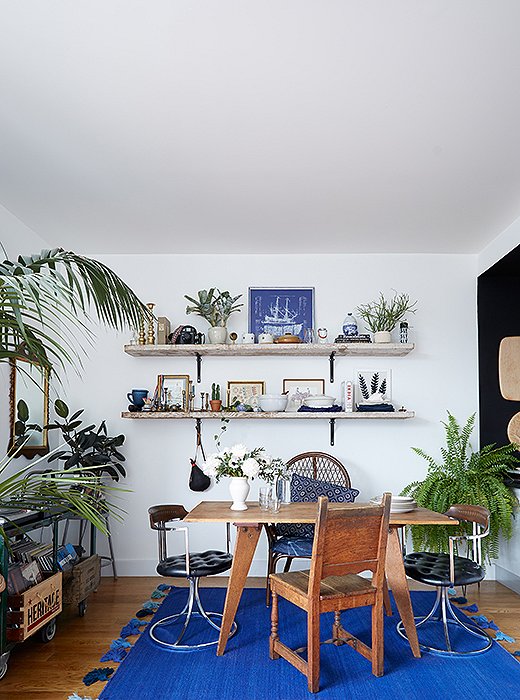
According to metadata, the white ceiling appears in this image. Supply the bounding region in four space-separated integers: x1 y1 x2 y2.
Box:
2 1 520 255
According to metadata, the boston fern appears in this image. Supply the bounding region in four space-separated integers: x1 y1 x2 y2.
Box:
401 412 519 561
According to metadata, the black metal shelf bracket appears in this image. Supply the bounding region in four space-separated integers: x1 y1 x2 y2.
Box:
329 418 335 446
329 351 336 383
196 353 202 383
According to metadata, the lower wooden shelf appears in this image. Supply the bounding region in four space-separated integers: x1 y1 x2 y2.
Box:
121 410 415 420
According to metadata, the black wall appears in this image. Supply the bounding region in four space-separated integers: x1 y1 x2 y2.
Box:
478 245 520 447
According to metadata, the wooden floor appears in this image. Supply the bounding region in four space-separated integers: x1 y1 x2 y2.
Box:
0 577 519 699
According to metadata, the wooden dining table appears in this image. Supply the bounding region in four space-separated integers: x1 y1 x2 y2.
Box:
185 501 457 658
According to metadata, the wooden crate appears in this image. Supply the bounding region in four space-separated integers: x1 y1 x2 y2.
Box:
63 555 100 606
7 571 62 642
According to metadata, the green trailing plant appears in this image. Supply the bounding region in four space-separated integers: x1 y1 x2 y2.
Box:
185 288 243 327
211 383 221 401
401 412 519 561
356 291 417 333
0 247 151 375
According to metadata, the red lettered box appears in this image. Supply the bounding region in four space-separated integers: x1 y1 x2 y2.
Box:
7 571 62 642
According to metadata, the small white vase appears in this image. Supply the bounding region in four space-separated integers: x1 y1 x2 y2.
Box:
374 330 392 343
208 326 227 344
229 477 250 511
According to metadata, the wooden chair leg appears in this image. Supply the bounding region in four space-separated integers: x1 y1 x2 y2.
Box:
307 607 321 693
270 592 280 659
383 577 392 616
371 599 384 677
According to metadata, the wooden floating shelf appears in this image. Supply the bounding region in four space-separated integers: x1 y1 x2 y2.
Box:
124 343 414 358
121 411 415 420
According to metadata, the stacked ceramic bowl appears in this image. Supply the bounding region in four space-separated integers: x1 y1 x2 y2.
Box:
369 495 417 513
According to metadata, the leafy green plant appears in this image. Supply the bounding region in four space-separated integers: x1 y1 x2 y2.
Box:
356 291 417 333
401 412 519 561
185 288 243 327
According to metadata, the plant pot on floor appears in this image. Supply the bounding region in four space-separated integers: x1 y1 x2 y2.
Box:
209 400 222 412
374 331 392 343
208 326 227 344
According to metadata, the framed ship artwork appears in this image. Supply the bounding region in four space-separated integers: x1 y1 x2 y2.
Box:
248 287 315 341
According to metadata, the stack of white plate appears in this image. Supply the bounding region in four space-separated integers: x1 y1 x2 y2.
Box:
369 495 417 513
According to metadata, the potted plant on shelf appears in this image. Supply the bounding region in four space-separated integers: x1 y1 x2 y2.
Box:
356 291 417 343
210 383 222 412
202 444 286 510
184 288 243 344
401 412 519 561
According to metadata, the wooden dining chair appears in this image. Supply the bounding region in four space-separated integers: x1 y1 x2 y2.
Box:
269 493 391 693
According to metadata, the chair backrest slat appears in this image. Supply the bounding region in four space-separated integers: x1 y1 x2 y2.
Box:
308 495 391 595
286 452 351 487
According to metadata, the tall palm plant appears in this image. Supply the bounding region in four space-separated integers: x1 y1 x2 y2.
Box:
0 248 151 373
0 247 150 533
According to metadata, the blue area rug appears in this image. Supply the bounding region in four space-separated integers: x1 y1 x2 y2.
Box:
99 588 520 700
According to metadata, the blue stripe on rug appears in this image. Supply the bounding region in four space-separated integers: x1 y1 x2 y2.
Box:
99 588 520 700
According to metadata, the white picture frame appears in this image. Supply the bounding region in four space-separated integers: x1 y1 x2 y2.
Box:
354 369 392 404
282 378 326 412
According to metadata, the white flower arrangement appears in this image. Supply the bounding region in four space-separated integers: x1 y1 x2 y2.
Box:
202 444 286 483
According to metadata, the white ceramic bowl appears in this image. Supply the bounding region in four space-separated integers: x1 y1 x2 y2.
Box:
302 395 336 408
258 394 288 412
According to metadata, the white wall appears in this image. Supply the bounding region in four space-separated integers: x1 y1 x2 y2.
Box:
51 252 479 576
478 213 520 274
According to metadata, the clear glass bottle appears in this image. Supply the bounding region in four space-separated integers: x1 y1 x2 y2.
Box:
342 313 358 337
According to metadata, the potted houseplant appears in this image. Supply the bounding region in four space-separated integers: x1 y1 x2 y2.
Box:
0 247 149 534
185 288 243 344
209 383 222 412
356 291 417 343
401 412 519 561
202 444 285 510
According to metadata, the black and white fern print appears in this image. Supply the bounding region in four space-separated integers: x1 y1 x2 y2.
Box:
358 374 370 400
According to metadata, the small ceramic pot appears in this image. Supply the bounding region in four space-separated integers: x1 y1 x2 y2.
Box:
229 477 250 511
209 400 222 412
374 331 392 343
208 326 227 344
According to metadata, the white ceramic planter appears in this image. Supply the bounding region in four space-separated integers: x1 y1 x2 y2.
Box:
374 331 392 343
208 326 227 344
229 477 250 510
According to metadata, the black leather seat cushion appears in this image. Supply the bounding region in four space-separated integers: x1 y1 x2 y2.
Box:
404 551 484 587
157 550 233 578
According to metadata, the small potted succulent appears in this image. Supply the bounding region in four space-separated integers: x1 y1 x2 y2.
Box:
185 288 243 344
210 383 222 412
356 291 417 343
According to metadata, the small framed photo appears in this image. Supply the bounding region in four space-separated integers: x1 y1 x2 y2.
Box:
155 374 190 410
355 369 392 403
282 378 326 412
248 287 314 341
227 380 266 409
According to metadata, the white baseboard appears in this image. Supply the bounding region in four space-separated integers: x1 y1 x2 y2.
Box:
101 558 272 577
495 565 520 595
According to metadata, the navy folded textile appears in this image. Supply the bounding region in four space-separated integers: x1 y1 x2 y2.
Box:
297 404 343 412
356 403 395 412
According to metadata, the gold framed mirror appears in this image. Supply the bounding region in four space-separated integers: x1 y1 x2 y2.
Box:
8 358 50 458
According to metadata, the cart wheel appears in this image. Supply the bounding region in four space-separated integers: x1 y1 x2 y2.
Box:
78 600 87 617
40 619 57 643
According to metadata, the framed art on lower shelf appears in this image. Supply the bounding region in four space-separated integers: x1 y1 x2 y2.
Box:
354 369 391 403
227 380 265 409
282 378 326 412
154 374 190 410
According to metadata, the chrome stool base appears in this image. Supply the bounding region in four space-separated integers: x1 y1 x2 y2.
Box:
396 587 492 656
149 578 237 650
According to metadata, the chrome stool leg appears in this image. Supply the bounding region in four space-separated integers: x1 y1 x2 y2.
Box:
149 578 238 651
396 586 492 656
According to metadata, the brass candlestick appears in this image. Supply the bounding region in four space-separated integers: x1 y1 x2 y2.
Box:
138 317 146 345
146 302 156 345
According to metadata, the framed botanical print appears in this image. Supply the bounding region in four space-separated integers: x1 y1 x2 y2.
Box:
248 287 314 341
227 380 265 409
282 378 325 412
354 369 392 404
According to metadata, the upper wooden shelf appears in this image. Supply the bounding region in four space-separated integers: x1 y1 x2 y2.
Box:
123 342 414 358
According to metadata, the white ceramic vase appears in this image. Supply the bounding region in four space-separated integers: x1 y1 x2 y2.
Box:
208 326 227 344
374 330 392 343
229 477 250 511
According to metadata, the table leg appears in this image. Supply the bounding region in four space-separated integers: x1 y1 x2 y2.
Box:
385 528 421 658
217 524 262 656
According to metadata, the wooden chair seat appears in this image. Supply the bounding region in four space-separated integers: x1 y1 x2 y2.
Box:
271 570 376 608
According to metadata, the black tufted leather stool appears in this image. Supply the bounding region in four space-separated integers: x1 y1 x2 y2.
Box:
397 504 492 655
148 504 236 650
